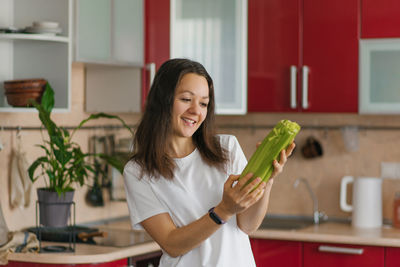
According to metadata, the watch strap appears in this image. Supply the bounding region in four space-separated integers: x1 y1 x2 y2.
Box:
208 207 226 225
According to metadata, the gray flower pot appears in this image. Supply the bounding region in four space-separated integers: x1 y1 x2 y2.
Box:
37 188 75 227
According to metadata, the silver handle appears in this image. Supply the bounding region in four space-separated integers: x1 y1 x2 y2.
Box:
146 63 156 87
290 65 297 109
302 65 309 109
318 245 364 255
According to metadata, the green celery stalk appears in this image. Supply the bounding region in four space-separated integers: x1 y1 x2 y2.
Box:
239 119 301 189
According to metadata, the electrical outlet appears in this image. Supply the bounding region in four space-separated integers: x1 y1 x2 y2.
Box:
381 162 400 179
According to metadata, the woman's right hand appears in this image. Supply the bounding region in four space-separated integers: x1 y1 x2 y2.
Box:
214 173 267 221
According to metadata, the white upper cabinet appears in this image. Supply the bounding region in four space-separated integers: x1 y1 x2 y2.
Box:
75 0 144 66
359 39 400 114
0 0 72 111
75 0 144 113
170 0 247 114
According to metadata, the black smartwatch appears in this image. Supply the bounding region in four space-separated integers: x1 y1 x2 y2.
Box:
208 207 226 225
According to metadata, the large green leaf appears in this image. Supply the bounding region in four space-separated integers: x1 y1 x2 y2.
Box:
33 101 57 138
41 83 55 113
61 127 70 138
71 112 133 139
46 170 56 187
54 149 73 166
51 134 65 150
28 157 49 182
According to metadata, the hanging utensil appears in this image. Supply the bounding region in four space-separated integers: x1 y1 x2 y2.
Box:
85 136 104 207
301 136 323 159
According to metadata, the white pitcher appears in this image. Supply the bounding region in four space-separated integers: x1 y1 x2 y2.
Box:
340 176 382 228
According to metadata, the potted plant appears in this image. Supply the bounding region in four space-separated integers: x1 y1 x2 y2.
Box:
28 83 133 227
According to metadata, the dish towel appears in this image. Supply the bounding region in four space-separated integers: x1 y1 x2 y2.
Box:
0 203 8 247
0 231 39 265
10 133 32 208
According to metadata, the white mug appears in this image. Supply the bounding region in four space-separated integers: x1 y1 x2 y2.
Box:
340 176 382 228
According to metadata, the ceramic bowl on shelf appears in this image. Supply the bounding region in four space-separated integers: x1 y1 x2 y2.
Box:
25 21 62 36
32 21 60 29
3 78 47 107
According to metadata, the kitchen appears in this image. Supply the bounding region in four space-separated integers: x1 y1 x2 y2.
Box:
1 0 400 266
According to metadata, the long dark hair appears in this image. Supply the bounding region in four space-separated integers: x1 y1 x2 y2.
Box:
131 58 227 179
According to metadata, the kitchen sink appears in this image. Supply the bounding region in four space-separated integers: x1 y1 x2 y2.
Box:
260 214 327 230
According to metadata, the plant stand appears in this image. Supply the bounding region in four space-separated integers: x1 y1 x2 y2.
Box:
35 200 76 253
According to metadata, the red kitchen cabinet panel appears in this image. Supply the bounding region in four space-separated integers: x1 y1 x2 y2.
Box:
250 238 302 267
248 0 300 112
248 0 359 113
386 247 400 267
361 0 400 38
142 0 170 109
302 0 359 113
303 242 384 267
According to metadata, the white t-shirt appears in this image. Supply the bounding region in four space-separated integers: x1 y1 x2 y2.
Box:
123 135 256 267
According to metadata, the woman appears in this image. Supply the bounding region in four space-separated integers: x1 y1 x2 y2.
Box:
124 58 295 266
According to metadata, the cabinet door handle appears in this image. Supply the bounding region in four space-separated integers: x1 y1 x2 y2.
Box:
146 63 156 87
290 65 297 109
302 65 310 109
318 245 364 255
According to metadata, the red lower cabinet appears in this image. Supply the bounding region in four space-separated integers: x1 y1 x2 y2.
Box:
385 247 400 267
303 242 384 267
250 238 302 267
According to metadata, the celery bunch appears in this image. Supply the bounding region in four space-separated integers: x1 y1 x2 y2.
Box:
240 119 300 188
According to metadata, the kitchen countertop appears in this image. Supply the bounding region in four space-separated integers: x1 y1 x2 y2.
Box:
8 219 400 264
8 240 161 264
252 222 400 247
7 221 162 264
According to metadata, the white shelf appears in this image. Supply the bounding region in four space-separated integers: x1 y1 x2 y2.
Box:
0 33 70 43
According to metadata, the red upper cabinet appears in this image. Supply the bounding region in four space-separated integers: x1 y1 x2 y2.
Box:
142 0 170 108
248 0 300 112
248 0 359 113
361 0 400 38
302 0 359 113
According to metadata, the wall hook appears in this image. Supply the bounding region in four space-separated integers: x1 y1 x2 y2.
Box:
16 126 22 138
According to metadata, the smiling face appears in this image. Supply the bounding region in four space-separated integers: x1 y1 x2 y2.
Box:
171 73 210 142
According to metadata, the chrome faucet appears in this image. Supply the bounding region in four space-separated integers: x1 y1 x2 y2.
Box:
293 177 324 224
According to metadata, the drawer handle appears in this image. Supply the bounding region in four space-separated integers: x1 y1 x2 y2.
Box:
318 245 364 255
